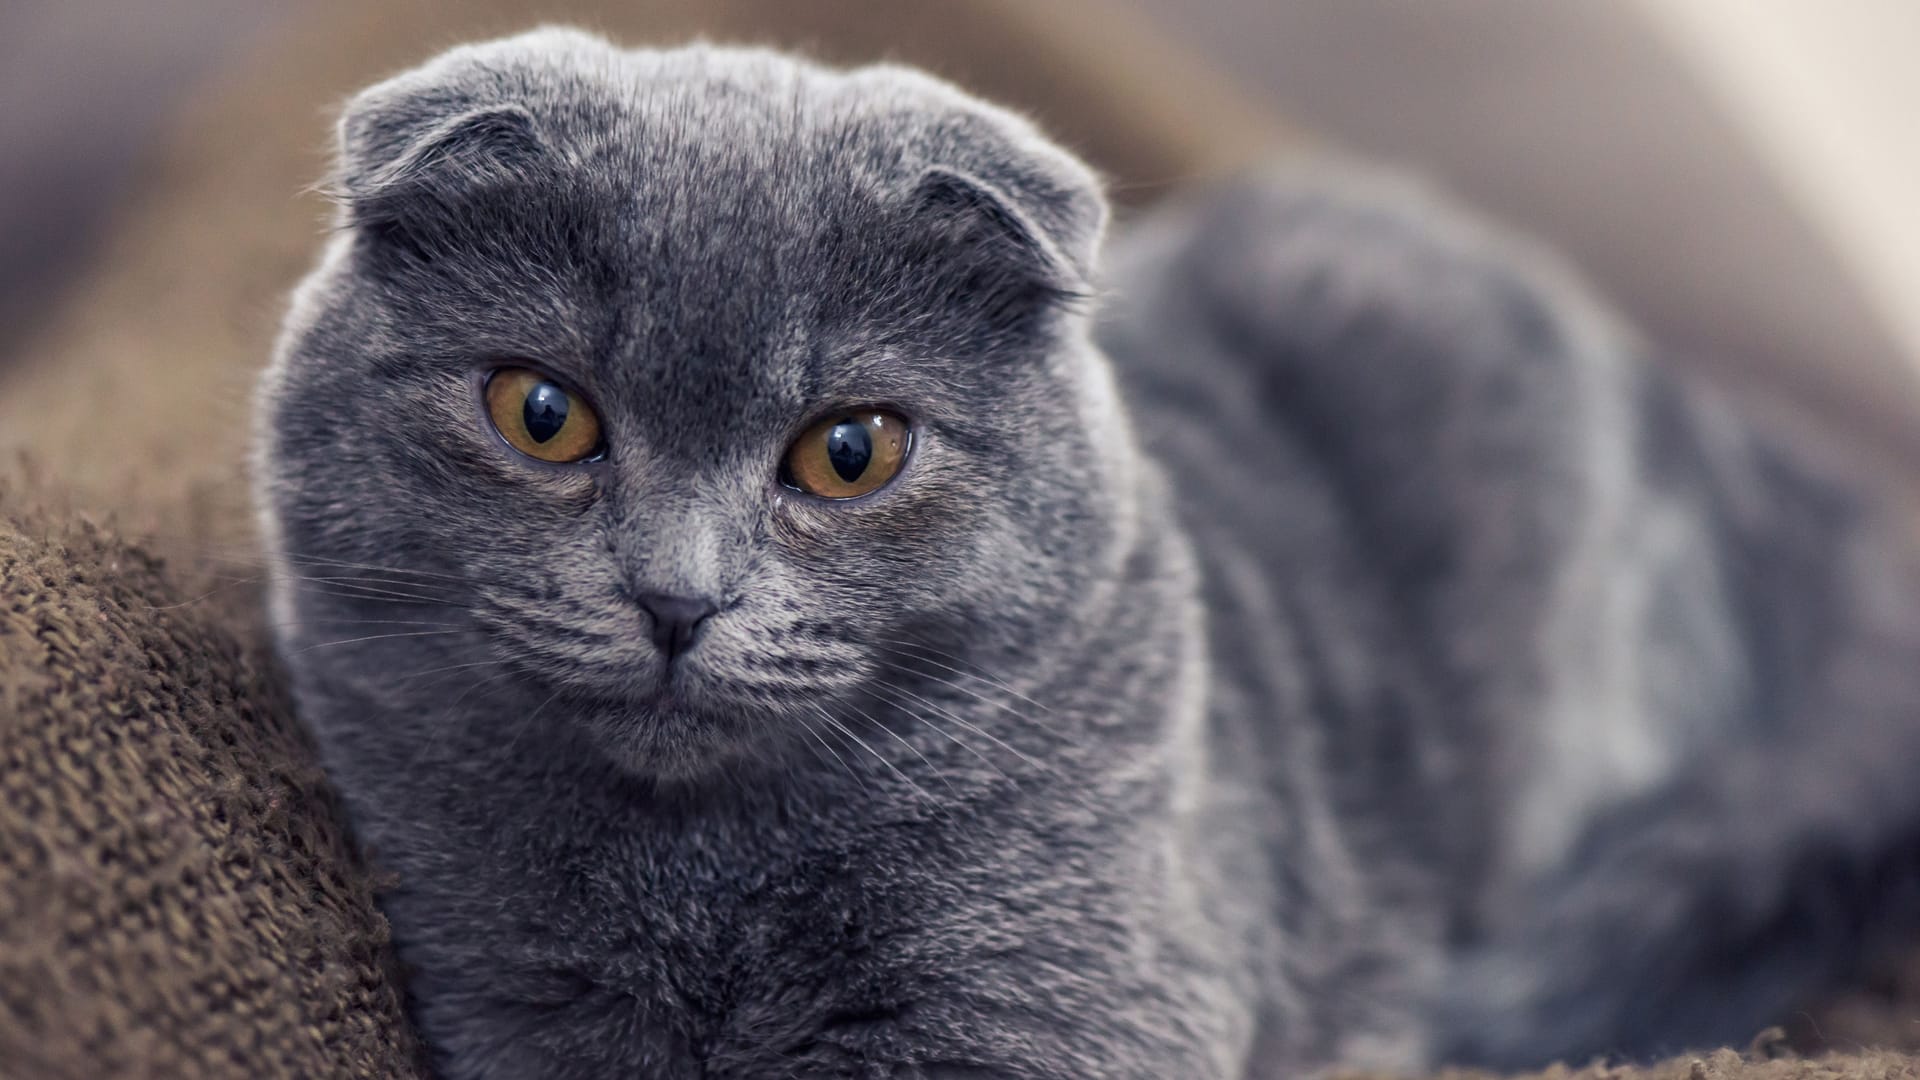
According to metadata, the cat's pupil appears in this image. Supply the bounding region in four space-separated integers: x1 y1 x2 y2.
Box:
522 382 570 443
825 420 872 482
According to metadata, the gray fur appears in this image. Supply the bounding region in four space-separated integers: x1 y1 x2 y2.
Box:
255 28 1920 1077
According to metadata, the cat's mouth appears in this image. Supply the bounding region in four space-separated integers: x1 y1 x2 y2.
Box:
491 651 786 776
479 609 878 776
580 692 775 778
624 679 711 718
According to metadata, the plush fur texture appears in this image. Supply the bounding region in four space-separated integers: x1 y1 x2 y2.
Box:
255 29 1920 1078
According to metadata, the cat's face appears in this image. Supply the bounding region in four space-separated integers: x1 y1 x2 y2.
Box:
258 32 1123 777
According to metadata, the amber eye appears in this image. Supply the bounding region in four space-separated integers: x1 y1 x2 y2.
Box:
484 367 604 464
782 410 911 499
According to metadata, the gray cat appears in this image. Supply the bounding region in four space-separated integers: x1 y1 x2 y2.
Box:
254 28 1920 1078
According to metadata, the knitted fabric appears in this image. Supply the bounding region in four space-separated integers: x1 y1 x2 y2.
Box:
0 486 424 1079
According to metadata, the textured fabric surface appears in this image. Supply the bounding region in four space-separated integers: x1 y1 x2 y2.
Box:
0 480 425 1079
0 1 1916 1077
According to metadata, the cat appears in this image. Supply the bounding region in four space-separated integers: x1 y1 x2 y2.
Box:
254 27 1920 1078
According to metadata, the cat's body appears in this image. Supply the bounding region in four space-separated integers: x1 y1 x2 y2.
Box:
256 29 1920 1078
1104 180 1920 1066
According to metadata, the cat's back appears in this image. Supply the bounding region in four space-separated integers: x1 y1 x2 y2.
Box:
1091 173 1565 890
1092 165 1737 926
1098 169 1920 1067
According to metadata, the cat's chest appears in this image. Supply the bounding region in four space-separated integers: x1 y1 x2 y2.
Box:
410 803 947 1071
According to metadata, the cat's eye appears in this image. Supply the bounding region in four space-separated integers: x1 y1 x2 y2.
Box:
485 367 604 464
782 410 911 499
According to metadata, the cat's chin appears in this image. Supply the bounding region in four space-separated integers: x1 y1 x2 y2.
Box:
568 691 777 782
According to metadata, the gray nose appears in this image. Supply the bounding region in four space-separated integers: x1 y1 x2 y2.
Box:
634 592 718 661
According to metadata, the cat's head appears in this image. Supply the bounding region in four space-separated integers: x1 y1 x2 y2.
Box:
257 29 1136 778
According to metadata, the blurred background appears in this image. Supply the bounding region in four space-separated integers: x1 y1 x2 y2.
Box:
1 0 1917 511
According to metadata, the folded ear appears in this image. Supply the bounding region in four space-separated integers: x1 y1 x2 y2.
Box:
326 36 623 262
331 96 553 246
918 165 1088 288
907 159 1108 329
341 101 546 198
866 63 1110 327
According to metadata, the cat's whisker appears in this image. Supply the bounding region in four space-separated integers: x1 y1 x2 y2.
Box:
887 639 1051 714
788 709 858 786
249 568 463 604
145 569 458 612
288 588 450 608
136 537 471 585
247 617 471 639
194 552 462 586
869 678 1044 775
863 681 1019 791
797 707 868 792
875 660 1063 756
841 697 961 804
145 576 270 612
404 663 519 772
196 545 473 585
868 675 1100 814
271 616 464 626
500 685 569 764
391 658 512 685
281 571 461 595
290 628 476 655
809 702 942 807
292 579 459 606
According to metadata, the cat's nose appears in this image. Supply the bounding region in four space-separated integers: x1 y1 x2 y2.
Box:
634 591 719 662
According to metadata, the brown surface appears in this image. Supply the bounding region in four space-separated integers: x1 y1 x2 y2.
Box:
0 1 1916 1076
0 477 425 1078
